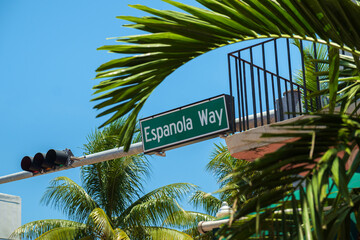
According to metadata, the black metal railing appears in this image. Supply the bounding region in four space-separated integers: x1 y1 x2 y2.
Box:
228 38 324 132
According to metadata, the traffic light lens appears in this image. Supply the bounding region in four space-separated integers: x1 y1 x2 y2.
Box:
37 151 55 169
21 156 41 172
21 156 32 171
34 153 45 166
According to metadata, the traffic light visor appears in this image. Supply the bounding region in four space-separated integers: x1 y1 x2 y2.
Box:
21 156 41 172
46 149 68 165
35 152 54 169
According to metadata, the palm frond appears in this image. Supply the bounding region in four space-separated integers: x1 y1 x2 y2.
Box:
206 143 258 204
293 45 360 116
207 143 249 189
36 226 89 240
162 210 214 239
118 183 197 228
94 0 360 150
145 226 193 240
40 176 97 223
88 208 116 239
217 113 360 238
82 118 142 154
292 39 329 110
81 118 150 218
163 210 215 228
10 219 87 240
189 190 222 216
81 155 149 219
114 228 131 240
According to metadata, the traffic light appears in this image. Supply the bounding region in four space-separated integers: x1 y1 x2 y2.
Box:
21 149 74 173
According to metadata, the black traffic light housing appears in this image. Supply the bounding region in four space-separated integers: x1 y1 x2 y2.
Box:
21 156 41 173
21 149 74 173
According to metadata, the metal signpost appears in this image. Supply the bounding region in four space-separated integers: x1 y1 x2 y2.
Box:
140 94 234 154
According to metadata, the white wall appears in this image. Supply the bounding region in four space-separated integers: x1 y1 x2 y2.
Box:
0 193 21 240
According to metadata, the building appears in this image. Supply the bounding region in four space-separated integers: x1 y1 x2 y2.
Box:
0 193 21 240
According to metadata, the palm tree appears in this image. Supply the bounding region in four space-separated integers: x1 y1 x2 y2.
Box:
164 143 252 239
11 119 196 239
157 143 248 239
92 0 360 150
190 143 251 213
91 0 360 238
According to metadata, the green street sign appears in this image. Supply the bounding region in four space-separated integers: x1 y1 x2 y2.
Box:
140 95 234 154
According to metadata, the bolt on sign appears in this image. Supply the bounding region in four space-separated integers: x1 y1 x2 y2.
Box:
140 95 235 154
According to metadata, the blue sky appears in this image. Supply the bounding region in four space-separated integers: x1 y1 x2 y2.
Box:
0 0 263 225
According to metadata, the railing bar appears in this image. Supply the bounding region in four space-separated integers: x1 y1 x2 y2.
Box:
282 40 290 119
282 41 289 119
257 67 264 126
271 74 278 122
234 55 242 132
262 44 271 124
243 61 250 130
298 85 302 114
284 75 290 119
238 53 246 131
228 54 236 132
228 38 275 55
287 38 296 118
313 43 321 110
250 47 258 128
274 39 284 121
300 40 309 113
228 54 233 101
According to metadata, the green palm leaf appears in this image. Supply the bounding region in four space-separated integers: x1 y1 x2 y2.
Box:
216 114 360 238
114 228 131 240
81 119 150 218
189 190 222 216
81 155 149 219
146 226 193 240
41 176 97 223
10 219 87 240
208 143 249 186
88 208 116 239
162 210 214 239
163 210 215 229
118 183 197 228
36 226 89 240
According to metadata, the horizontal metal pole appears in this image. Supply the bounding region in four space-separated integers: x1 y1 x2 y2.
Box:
0 171 33 185
198 219 230 234
0 142 144 185
0 113 276 185
71 142 143 168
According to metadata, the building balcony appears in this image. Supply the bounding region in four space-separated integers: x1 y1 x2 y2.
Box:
225 38 332 161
